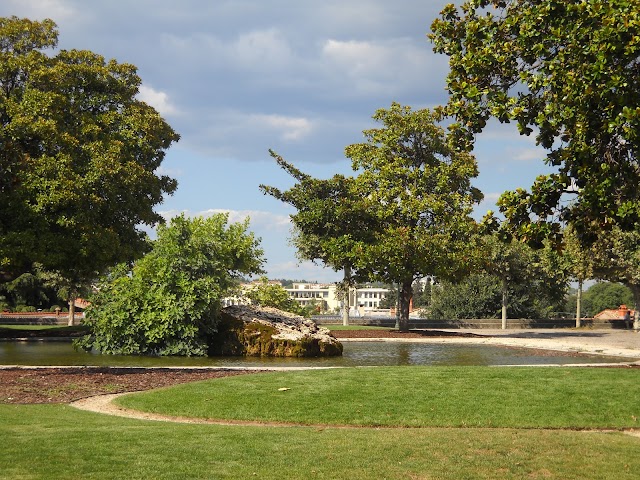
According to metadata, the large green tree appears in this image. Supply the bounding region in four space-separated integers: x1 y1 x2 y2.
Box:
0 17 179 305
260 151 377 325
345 103 482 331
430 0 640 245
77 214 264 356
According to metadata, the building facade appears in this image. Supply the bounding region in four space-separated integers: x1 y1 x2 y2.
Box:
222 280 391 314
285 282 390 314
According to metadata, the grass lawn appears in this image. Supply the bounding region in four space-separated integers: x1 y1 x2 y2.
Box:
2 367 640 479
1 404 638 479
0 324 68 330
118 366 640 429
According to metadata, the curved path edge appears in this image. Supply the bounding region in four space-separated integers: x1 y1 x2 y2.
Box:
69 392 640 438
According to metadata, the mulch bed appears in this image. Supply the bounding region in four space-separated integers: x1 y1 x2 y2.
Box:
0 367 258 405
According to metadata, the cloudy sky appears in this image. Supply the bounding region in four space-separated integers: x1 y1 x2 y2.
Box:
2 0 554 282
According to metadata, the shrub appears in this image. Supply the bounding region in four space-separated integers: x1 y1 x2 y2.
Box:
76 214 264 356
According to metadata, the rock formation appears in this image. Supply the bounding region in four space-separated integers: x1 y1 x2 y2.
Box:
209 305 343 357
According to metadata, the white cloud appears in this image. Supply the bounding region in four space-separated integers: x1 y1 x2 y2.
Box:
138 84 179 116
320 37 438 96
156 166 183 178
4 0 77 21
160 28 293 73
159 208 291 230
251 114 313 141
511 147 545 162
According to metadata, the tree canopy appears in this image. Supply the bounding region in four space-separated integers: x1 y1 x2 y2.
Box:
260 150 377 324
0 16 179 285
345 103 482 331
77 214 264 356
430 0 640 245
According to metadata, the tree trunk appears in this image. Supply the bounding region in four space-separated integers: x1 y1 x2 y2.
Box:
67 298 76 326
575 279 583 328
342 265 350 326
501 278 508 330
630 283 640 331
398 280 413 332
394 284 400 329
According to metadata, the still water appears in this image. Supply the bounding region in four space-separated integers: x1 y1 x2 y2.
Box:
0 340 625 368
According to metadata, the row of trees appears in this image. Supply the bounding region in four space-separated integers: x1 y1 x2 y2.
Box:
263 0 640 330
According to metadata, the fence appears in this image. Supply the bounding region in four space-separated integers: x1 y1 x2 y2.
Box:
0 312 84 326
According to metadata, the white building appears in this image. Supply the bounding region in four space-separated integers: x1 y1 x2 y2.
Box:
222 280 391 315
285 282 390 314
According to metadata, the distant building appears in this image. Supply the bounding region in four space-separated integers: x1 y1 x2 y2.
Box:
222 280 391 314
594 304 636 320
285 282 390 314
285 282 333 311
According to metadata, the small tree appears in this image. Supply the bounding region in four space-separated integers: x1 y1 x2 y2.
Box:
478 235 534 328
562 226 595 326
77 214 264 356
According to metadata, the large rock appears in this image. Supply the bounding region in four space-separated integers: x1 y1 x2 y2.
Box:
208 305 343 357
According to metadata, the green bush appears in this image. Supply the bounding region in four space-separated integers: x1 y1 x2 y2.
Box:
76 214 264 356
15 305 36 313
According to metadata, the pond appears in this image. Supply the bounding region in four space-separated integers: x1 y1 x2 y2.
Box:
0 340 626 368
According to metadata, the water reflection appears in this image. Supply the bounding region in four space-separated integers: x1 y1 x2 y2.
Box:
0 340 626 368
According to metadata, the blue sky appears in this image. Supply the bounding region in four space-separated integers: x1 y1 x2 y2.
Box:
2 0 554 282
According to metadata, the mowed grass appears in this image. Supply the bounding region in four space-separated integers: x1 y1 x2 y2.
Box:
118 366 640 429
1 404 639 480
